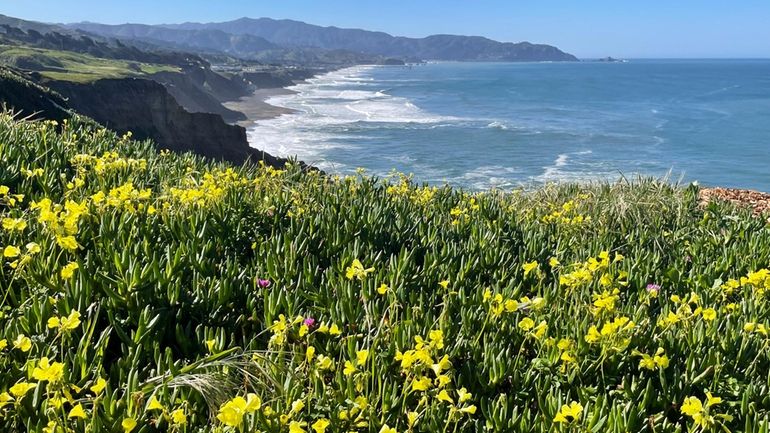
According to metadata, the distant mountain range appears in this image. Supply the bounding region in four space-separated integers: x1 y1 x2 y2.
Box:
68 17 578 63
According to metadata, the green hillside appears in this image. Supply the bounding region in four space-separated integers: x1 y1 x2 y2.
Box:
1 113 769 432
0 45 179 83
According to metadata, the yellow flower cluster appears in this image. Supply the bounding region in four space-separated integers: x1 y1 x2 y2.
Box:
559 250 625 290
92 182 153 213
395 330 476 423
0 184 25 207
635 347 670 371
483 288 544 318
167 168 246 207
216 393 262 427
656 292 717 328
71 152 147 174
584 316 635 353
30 198 88 251
541 198 591 225
346 258 375 280
449 196 479 226
386 174 437 206
681 392 732 429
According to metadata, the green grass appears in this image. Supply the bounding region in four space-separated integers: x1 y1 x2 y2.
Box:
1 112 770 432
0 45 179 83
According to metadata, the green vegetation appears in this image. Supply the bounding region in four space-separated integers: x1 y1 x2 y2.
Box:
0 45 179 83
1 113 770 432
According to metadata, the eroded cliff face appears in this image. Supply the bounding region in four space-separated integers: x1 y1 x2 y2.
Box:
150 68 249 123
0 67 71 121
50 77 288 166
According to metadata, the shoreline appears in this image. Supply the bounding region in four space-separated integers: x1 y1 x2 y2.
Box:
224 65 377 128
222 87 298 127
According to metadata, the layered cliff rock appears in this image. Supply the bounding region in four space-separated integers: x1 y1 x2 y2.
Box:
150 68 248 123
49 77 288 166
0 66 71 121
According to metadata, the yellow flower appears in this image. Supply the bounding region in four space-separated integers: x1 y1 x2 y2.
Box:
438 280 450 289
289 421 307 433
681 396 703 416
316 354 333 370
60 262 79 279
412 376 432 392
49 310 81 333
13 334 32 352
377 283 389 294
306 346 316 363
2 218 27 231
26 242 41 254
122 418 138 433
343 360 357 376
553 401 583 423
10 382 36 398
329 324 342 336
0 392 11 410
705 392 721 407
702 308 717 321
68 403 87 419
312 419 330 433
245 393 262 412
345 259 374 280
504 299 519 312
291 399 305 415
379 425 397 433
0 339 6 350
56 235 79 251
3 245 20 258
437 389 454 404
457 387 472 403
406 411 420 427
147 395 165 411
429 329 445 349
206 339 216 352
356 349 369 366
549 257 560 267
458 405 477 415
217 397 248 426
49 396 64 409
32 357 65 383
518 317 535 331
522 261 539 277
431 354 451 376
171 408 186 425
90 378 107 394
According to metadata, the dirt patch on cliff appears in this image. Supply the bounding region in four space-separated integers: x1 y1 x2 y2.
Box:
699 187 770 221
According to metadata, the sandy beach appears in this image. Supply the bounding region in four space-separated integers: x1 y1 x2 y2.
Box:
223 88 296 127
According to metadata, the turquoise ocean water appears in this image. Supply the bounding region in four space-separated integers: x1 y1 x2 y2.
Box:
247 60 770 190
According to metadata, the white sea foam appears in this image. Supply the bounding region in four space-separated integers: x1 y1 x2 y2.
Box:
248 65 457 167
487 121 509 130
538 154 570 180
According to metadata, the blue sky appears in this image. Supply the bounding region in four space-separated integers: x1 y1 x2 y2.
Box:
3 0 770 58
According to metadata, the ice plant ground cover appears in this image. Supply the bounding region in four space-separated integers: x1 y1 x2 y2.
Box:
1 112 770 433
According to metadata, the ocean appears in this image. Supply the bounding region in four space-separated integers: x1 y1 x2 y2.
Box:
247 60 770 190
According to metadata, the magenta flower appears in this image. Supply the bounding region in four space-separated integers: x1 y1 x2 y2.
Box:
257 278 271 288
304 317 316 328
646 283 661 297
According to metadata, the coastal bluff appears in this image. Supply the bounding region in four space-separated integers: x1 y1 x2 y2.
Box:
49 77 290 167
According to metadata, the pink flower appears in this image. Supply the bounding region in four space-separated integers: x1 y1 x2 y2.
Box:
303 317 316 328
257 278 271 288
646 283 661 296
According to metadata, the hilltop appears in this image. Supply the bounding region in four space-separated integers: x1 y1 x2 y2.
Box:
70 17 578 63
